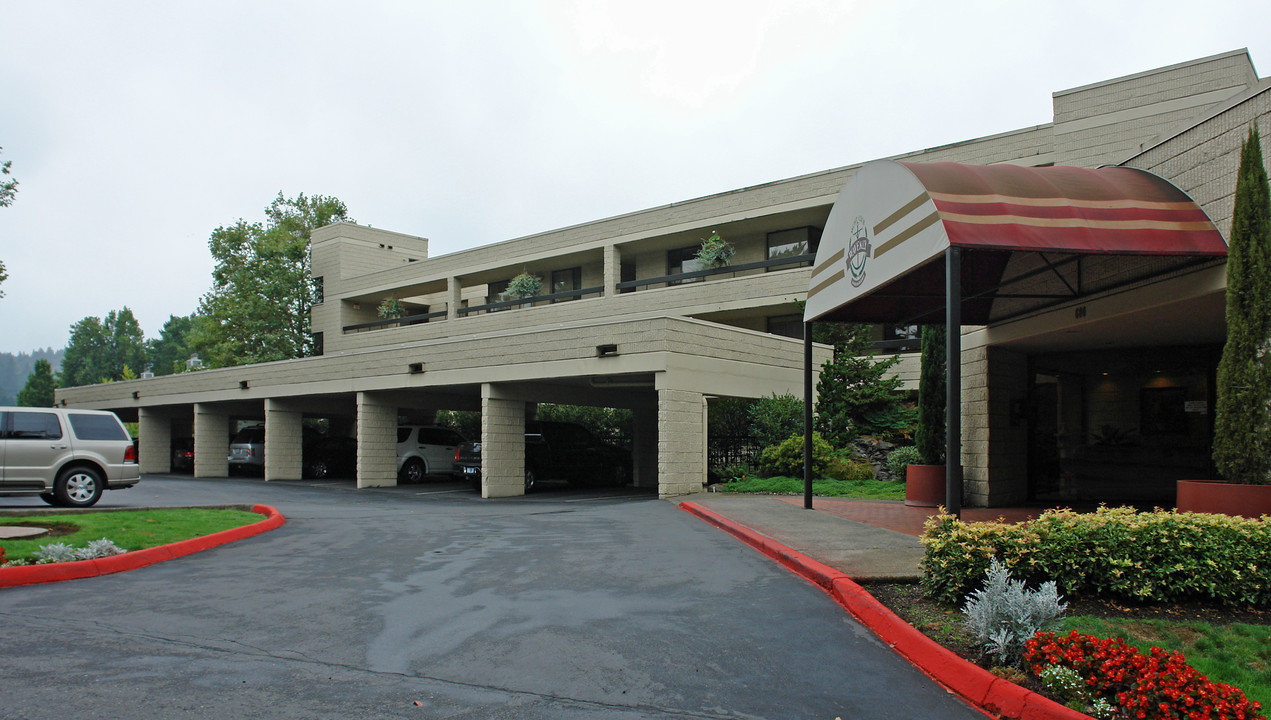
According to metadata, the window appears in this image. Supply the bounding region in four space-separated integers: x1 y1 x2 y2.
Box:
311 332 324 356
766 227 822 268
767 314 804 340
883 324 921 342
6 411 63 440
68 413 128 441
313 276 324 304
486 279 511 311
620 260 636 293
552 266 581 302
667 246 705 284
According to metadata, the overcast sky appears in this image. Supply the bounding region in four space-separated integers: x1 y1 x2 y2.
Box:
2 1 1269 355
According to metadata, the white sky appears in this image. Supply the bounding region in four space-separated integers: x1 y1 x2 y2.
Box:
2 0 1269 354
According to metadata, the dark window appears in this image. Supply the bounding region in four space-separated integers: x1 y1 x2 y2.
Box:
552 267 581 302
767 314 804 340
486 279 511 311
419 427 463 445
6 411 63 440
667 246 704 284
397 428 413 443
313 276 324 304
68 413 128 441
767 227 822 268
883 324 921 342
620 260 636 293
232 426 265 444
312 332 323 356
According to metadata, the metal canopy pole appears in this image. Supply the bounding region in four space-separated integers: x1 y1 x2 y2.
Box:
803 323 814 509
946 247 963 518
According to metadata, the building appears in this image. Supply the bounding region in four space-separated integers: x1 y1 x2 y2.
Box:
58 49 1271 506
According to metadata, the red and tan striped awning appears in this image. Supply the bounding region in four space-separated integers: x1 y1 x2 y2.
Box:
804 160 1227 326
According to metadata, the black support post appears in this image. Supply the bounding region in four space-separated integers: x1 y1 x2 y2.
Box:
803 323 814 509
946 247 963 518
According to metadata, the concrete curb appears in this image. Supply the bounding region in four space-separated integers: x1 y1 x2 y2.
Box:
679 501 1089 720
0 505 286 589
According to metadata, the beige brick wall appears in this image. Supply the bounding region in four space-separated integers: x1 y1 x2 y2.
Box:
138 408 172 474
356 392 397 488
264 400 303 481
193 404 229 478
481 388 526 498
657 389 706 497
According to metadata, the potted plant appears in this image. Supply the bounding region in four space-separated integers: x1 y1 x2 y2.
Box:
506 269 543 305
377 295 406 319
694 230 735 269
1181 126 1271 518
906 323 947 507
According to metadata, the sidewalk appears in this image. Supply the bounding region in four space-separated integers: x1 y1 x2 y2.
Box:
679 494 1050 581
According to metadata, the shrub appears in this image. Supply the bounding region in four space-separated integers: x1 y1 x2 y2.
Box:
962 558 1066 668
76 538 125 560
713 463 753 482
887 445 922 480
0 545 5 566
694 231 735 268
758 433 833 478
1025 631 1266 720
921 507 1271 607
33 538 126 564
827 451 874 482
748 393 804 450
507 270 543 299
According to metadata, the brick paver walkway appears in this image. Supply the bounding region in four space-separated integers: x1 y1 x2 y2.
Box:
776 497 1053 536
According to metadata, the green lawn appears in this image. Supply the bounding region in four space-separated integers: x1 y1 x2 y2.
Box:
0 508 265 563
717 475 905 500
1059 615 1271 710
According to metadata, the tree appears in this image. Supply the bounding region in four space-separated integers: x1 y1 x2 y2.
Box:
145 314 196 375
1 145 17 299
1213 126 1271 484
192 192 351 367
813 322 913 445
60 308 147 387
914 324 947 465
16 359 56 407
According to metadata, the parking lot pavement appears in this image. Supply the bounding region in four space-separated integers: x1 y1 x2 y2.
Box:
0 476 981 719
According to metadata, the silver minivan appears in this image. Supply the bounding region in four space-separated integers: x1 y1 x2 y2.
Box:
0 407 141 507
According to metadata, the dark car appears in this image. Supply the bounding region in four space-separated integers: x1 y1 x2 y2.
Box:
456 420 631 492
303 432 356 479
171 437 194 473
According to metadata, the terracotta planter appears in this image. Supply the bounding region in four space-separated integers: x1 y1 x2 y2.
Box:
905 464 946 508
1176 480 1271 519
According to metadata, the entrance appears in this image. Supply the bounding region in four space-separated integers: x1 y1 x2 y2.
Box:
1027 345 1219 506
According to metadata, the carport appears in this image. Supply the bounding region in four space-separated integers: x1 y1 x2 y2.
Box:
802 160 1228 513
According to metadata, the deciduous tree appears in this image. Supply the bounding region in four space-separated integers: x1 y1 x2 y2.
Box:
60 308 147 387
192 192 351 367
145 314 196 375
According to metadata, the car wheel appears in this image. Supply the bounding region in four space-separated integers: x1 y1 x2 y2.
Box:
400 457 426 484
307 459 330 479
524 468 537 493
40 492 59 507
611 463 629 487
55 467 104 508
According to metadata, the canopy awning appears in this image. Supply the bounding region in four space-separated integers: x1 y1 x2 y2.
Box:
804 160 1227 325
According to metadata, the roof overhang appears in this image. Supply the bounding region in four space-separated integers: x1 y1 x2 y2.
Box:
804 160 1228 326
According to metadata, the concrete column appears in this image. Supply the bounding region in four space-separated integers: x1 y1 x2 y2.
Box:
961 346 1030 507
603 244 620 296
631 402 658 488
138 408 172 474
481 383 526 498
447 276 461 320
193 404 229 478
356 391 398 488
657 388 707 498
265 399 303 481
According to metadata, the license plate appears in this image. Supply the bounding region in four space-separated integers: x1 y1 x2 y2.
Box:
463 466 479 475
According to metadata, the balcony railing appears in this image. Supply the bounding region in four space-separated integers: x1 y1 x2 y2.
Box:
344 309 449 333
457 285 605 316
615 253 814 292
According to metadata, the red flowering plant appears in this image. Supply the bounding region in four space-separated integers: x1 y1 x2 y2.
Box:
1024 630 1266 720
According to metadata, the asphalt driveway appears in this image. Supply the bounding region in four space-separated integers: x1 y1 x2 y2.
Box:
0 476 980 719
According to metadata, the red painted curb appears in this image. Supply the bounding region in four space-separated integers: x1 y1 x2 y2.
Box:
679 501 1090 720
0 505 285 588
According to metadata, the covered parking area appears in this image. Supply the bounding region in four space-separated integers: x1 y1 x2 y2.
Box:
804 160 1228 511
58 316 830 499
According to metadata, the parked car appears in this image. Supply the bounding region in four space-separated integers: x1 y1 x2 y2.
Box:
0 406 141 508
171 437 194 473
455 420 631 492
227 424 266 474
396 425 467 482
303 432 356 479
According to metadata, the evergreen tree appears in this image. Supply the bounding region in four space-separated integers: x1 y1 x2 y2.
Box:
60 307 147 387
914 324 947 465
813 322 912 445
146 314 195 375
1213 126 1271 484
16 359 56 407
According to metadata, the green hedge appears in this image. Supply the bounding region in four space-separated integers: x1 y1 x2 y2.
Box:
920 506 1271 607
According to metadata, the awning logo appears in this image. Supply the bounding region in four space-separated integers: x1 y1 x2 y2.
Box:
848 215 871 287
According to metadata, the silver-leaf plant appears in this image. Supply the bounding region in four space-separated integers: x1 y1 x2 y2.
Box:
962 557 1067 668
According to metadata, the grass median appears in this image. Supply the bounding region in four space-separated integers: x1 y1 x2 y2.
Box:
0 508 265 563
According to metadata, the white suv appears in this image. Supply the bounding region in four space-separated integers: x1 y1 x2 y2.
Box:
396 425 466 482
0 407 141 507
